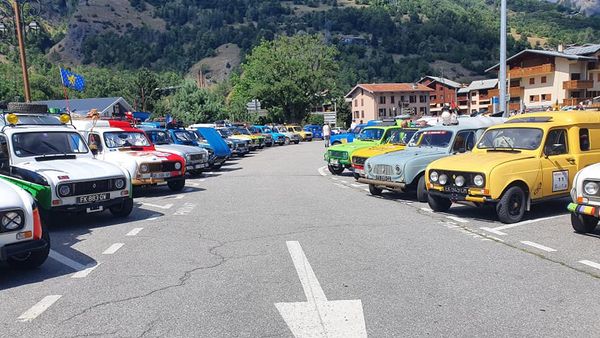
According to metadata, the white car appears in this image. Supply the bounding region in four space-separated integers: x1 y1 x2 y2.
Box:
0 177 50 269
140 128 209 176
73 119 186 192
569 164 600 233
1 106 134 223
273 126 300 144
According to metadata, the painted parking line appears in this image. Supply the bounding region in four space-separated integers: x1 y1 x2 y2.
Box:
340 180 348 184
17 295 62 322
331 177 339 181
481 215 567 236
48 250 87 271
446 216 469 223
140 202 173 210
579 260 600 270
521 241 557 252
126 228 144 236
363 188 370 192
317 166 328 176
351 184 363 188
187 182 202 187
174 203 196 216
72 264 101 279
165 194 185 200
420 207 433 213
102 243 124 255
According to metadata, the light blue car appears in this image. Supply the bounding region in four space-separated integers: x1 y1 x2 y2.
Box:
359 117 505 201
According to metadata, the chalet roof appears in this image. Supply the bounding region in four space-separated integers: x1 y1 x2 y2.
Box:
563 44 600 55
419 76 462 89
486 49 596 72
345 83 433 98
466 79 498 91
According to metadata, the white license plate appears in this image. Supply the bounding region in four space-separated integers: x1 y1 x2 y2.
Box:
330 159 339 165
86 206 104 213
152 172 172 178
195 163 208 169
375 175 391 182
77 193 109 204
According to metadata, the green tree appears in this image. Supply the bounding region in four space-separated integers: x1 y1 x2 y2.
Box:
167 81 225 125
230 34 340 123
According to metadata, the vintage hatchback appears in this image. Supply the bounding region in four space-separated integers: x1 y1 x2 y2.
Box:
568 163 600 233
426 111 600 223
359 117 503 201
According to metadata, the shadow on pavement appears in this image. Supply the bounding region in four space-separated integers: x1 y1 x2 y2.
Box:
134 186 204 198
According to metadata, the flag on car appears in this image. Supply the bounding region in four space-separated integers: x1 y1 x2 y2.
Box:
60 68 86 92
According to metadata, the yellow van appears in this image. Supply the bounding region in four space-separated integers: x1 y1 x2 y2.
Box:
425 111 600 223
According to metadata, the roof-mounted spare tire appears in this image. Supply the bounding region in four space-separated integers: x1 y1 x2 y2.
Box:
8 102 49 114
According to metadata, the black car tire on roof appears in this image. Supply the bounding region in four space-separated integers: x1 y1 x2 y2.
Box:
7 225 50 269
427 193 452 212
168 179 186 191
8 102 49 114
571 213 598 233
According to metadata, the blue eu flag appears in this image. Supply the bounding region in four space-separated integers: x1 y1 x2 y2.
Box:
60 68 86 92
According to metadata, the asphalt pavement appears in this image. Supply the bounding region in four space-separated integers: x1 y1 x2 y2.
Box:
2 141 600 337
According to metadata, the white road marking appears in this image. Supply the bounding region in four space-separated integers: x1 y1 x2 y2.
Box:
140 202 173 210
521 241 557 252
481 215 566 235
165 194 185 200
340 180 348 184
333 183 348 189
71 264 100 279
446 216 469 223
317 166 328 176
187 182 201 187
363 188 370 192
275 241 367 337
420 207 433 213
579 260 600 270
351 184 363 188
102 243 124 255
126 228 144 236
174 203 196 216
49 250 86 271
17 295 62 322
480 227 507 236
331 177 339 181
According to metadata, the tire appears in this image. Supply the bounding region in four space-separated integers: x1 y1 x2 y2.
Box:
259 146 264 149
294 140 300 144
328 164 345 175
428 193 452 212
284 137 290 145
168 179 185 191
571 213 598 233
416 175 428 203
109 197 134 218
7 226 50 269
7 102 48 114
332 141 342 145
369 184 383 196
496 186 526 224
353 173 360 180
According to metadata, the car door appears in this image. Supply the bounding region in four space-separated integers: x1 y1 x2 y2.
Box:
541 128 578 197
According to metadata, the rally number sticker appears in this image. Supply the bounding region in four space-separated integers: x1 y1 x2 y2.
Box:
552 170 569 192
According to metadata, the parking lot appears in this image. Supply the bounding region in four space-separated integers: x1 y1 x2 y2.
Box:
2 141 600 337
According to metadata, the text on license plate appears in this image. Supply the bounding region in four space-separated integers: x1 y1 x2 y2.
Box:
444 186 469 194
375 175 391 182
152 172 172 178
77 193 109 204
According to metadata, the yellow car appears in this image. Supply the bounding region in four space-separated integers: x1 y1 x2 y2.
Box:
285 125 312 141
351 128 418 179
425 111 600 223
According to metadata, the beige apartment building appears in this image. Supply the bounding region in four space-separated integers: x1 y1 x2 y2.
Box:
487 44 600 111
345 83 433 123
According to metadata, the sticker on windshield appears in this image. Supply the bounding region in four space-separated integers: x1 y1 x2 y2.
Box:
552 170 569 192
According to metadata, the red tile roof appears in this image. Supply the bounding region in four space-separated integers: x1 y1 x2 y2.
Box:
345 83 434 98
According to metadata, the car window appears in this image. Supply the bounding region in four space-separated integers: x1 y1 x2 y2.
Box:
0 134 9 172
580 128 590 151
452 130 474 152
544 129 568 156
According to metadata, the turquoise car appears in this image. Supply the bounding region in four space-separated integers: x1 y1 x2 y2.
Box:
253 125 286 146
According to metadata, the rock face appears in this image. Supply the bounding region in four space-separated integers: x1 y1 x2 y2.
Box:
551 0 600 15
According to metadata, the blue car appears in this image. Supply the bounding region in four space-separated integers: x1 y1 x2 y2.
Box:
330 121 383 145
189 127 231 170
304 125 323 139
253 125 286 146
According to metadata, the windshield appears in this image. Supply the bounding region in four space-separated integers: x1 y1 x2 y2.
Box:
147 131 172 145
276 127 288 132
218 129 232 137
358 128 384 141
409 130 453 148
12 131 88 157
104 131 151 148
236 128 251 135
291 126 301 132
173 130 196 142
478 128 543 150
262 127 272 133
385 129 417 145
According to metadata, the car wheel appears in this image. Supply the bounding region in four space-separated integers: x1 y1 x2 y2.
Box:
416 175 428 203
168 179 186 192
328 164 345 175
294 140 300 144
369 184 383 196
332 141 341 145
110 197 134 218
496 186 526 224
353 173 360 180
571 213 598 233
428 193 452 212
7 226 50 269
284 137 290 145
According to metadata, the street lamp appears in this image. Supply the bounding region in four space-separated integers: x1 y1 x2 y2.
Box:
0 0 42 102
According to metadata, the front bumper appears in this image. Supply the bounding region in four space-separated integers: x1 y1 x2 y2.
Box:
428 185 496 203
568 203 600 218
133 173 185 186
358 178 406 190
351 165 366 178
1 238 49 261
186 161 209 171
49 196 129 213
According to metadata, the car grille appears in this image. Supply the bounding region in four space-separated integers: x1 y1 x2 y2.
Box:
189 153 205 162
329 150 347 159
73 178 120 195
374 164 393 176
353 157 367 166
148 161 178 172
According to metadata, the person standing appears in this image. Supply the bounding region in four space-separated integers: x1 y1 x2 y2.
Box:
323 123 331 148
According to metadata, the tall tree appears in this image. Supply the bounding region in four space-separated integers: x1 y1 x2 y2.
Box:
165 81 225 125
230 34 340 123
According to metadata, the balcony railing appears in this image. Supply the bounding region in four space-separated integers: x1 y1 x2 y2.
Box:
509 63 555 78
563 98 582 106
563 80 594 90
489 87 524 98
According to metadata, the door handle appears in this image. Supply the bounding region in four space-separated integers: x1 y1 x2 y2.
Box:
566 158 576 164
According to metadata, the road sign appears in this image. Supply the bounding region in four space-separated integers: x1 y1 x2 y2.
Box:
323 111 336 125
246 99 261 112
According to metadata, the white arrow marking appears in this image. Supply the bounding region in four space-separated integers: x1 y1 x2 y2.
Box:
275 241 367 338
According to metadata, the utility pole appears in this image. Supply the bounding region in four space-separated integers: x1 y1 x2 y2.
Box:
12 0 31 102
499 0 507 116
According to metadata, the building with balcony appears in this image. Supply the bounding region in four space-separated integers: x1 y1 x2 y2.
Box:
463 79 499 114
417 76 465 114
344 83 433 123
487 44 600 110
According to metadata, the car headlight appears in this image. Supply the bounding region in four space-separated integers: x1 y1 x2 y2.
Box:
1 210 24 231
455 175 465 187
439 174 448 185
185 154 191 161
395 165 402 175
114 178 126 190
430 171 439 183
58 184 71 197
584 181 599 195
140 164 150 173
473 174 484 187
175 162 182 170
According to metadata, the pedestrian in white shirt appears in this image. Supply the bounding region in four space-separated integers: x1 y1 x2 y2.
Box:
323 123 331 148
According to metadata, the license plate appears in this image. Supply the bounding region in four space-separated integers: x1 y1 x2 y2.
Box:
375 175 391 182
444 186 469 194
330 159 339 165
195 163 208 169
77 193 109 204
152 172 171 178
86 206 104 213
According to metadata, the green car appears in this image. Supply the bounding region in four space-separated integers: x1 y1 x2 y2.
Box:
324 125 414 175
